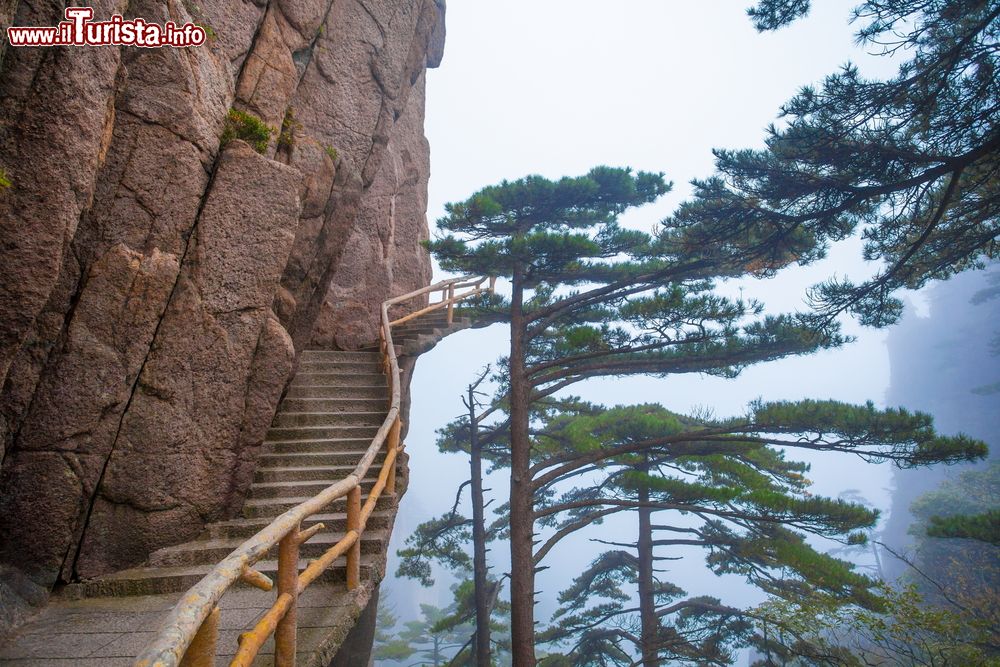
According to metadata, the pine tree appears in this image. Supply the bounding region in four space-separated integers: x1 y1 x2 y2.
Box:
406 395 985 664
397 368 504 666
399 602 475 667
427 166 851 662
909 461 1000 650
374 596 417 664
674 0 1000 327
524 401 983 665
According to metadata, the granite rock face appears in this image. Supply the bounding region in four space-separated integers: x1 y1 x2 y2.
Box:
0 0 441 590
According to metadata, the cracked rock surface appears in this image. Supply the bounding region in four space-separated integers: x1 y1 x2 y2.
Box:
0 0 443 606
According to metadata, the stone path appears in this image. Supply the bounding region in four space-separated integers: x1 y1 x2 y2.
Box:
0 310 470 666
0 584 367 667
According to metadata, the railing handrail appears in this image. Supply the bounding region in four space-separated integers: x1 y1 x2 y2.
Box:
385 274 481 306
134 274 493 667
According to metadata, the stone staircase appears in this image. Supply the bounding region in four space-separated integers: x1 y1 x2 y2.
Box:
69 348 394 600
388 310 474 356
0 309 474 666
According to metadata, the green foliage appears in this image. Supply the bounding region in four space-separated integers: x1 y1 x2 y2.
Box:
220 109 273 154
424 386 983 663
427 165 859 410
429 165 670 284
396 512 473 587
374 597 417 663
544 548 752 665
744 461 1000 664
675 0 1000 327
194 22 216 40
746 0 809 30
375 601 473 667
422 374 984 663
907 462 1000 646
429 155 991 661
753 583 1000 666
526 399 984 663
277 108 301 151
750 399 988 466
181 1 216 40
911 462 999 524
324 145 338 161
927 509 1000 545
0 168 10 190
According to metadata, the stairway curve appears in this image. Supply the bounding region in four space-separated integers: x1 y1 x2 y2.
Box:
0 312 471 667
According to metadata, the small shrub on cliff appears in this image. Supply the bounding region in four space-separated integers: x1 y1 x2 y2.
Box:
182 1 216 41
220 109 273 154
0 168 10 190
195 22 217 40
324 145 338 162
277 108 302 152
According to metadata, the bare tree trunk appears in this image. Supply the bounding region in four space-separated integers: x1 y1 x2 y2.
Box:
638 474 658 667
468 376 492 666
508 268 536 665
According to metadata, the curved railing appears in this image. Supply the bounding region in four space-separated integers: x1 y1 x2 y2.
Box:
134 274 494 667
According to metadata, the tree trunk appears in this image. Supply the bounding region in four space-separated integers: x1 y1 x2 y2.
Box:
469 381 492 666
638 479 658 666
508 267 536 665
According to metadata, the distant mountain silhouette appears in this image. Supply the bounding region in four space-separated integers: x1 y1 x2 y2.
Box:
880 266 999 579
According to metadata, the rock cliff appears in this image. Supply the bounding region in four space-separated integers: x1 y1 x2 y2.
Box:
0 0 442 593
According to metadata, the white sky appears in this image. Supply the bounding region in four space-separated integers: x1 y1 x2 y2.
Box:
384 0 912 645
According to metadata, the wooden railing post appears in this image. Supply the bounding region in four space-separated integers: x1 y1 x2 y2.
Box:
447 284 456 324
489 275 496 292
387 416 401 495
346 486 361 589
274 526 300 667
179 606 219 667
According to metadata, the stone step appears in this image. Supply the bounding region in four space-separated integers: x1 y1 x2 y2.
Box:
243 493 395 519
254 464 385 483
259 447 385 464
291 372 385 387
271 411 387 428
249 478 381 499
284 385 388 400
205 510 394 540
267 440 386 455
149 529 390 568
266 425 381 441
69 555 380 597
296 360 383 373
280 397 388 413
299 350 380 361
394 313 468 323
392 325 445 335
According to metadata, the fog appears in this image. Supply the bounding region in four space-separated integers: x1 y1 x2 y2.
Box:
376 0 978 661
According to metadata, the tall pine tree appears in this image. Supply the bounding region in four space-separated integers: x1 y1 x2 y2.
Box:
428 166 850 662
529 401 984 665
402 397 984 664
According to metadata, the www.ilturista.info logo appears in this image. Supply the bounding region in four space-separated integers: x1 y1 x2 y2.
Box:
6 7 207 47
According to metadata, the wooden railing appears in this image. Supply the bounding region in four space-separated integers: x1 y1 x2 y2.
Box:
134 274 494 667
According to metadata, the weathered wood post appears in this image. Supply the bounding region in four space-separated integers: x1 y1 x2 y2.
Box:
274 526 300 666
346 486 362 589
387 416 401 495
447 283 456 324
179 606 219 667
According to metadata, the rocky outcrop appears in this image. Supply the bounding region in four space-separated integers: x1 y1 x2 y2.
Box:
311 67 434 350
0 0 442 592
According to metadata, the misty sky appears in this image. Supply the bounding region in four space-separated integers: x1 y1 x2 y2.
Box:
384 0 917 634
